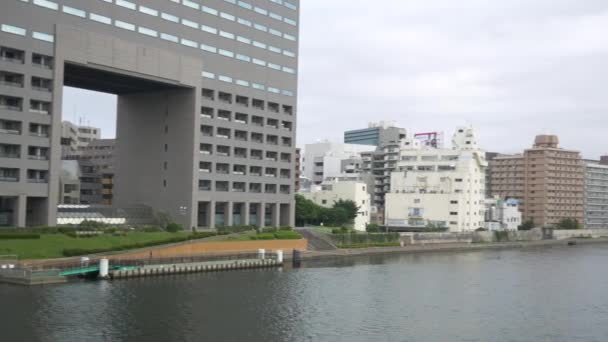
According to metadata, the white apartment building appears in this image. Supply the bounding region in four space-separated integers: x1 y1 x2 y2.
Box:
585 159 608 229
484 197 522 231
301 181 371 231
302 142 375 185
385 127 487 232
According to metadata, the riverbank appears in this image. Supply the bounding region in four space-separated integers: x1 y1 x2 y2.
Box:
298 237 608 261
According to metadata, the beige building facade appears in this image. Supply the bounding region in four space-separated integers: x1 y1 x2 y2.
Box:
490 135 584 228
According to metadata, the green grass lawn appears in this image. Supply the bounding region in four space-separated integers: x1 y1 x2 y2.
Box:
0 232 192 260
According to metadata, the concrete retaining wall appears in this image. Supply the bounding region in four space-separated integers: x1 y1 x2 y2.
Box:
400 228 548 245
553 229 608 240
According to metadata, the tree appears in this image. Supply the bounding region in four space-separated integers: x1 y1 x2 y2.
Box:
295 194 322 226
518 219 535 231
332 199 360 225
555 218 581 230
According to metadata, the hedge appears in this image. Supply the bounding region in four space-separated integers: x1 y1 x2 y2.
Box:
0 233 41 240
338 242 401 249
62 232 219 257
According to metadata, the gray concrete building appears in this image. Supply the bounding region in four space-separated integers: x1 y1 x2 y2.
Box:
584 158 608 229
0 0 299 228
344 121 406 146
64 139 115 205
60 120 101 154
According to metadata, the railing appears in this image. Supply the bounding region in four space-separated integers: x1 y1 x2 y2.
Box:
28 155 48 160
0 153 20 158
0 104 22 111
0 80 24 88
27 178 48 183
0 56 24 64
0 128 20 134
0 176 19 182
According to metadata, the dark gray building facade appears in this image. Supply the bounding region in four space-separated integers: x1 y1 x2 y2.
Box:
344 122 406 146
0 0 299 228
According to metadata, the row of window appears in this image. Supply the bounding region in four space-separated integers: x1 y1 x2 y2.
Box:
223 0 298 14
201 108 292 129
0 120 50 137
202 71 294 97
168 0 298 27
202 89 294 115
100 0 299 52
199 161 291 177
198 179 291 194
0 47 53 68
200 126 292 146
199 143 292 160
13 2 298 76
0 144 49 160
0 167 48 183
0 72 52 91
0 95 52 114
0 23 54 42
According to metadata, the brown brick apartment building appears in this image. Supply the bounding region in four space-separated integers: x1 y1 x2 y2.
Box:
490 135 584 227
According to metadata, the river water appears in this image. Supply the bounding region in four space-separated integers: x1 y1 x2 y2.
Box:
2 244 608 342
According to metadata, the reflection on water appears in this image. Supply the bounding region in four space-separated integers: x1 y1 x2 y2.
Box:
2 244 608 341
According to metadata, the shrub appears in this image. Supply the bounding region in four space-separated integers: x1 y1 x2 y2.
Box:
166 223 182 232
338 242 401 249
0 233 41 240
279 226 293 231
216 225 256 234
366 224 381 233
273 231 302 240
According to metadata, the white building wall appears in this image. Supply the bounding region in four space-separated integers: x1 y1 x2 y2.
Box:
302 142 375 183
385 127 487 232
301 181 371 231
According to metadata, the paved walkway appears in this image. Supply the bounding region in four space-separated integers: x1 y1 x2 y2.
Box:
296 228 337 251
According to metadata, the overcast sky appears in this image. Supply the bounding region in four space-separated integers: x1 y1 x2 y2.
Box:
63 0 608 158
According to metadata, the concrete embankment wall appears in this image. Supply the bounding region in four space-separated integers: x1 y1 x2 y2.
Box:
102 239 308 260
553 229 608 240
399 228 608 245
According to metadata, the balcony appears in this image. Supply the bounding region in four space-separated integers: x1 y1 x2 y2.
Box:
0 47 25 64
0 72 24 88
32 53 53 69
0 96 23 111
31 77 52 92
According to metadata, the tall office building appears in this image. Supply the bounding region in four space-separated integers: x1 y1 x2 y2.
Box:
490 135 584 227
344 121 406 146
0 0 299 227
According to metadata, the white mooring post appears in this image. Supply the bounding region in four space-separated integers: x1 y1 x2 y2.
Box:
99 259 109 278
258 249 266 260
276 250 284 263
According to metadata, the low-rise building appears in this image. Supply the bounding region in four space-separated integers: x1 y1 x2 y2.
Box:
385 127 487 232
484 198 521 231
301 181 371 231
